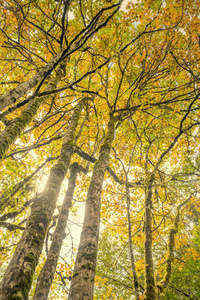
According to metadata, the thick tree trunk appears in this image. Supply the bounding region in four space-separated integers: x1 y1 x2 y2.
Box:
68 114 117 300
0 61 66 160
144 175 157 300
33 163 86 300
0 99 86 300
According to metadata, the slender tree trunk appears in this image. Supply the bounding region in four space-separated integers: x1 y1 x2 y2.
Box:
0 98 87 300
126 184 140 300
144 174 157 300
156 199 187 297
68 114 117 300
33 162 86 300
0 60 67 161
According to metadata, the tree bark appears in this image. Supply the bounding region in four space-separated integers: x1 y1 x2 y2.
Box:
156 199 188 297
126 184 140 300
33 162 86 300
144 174 157 300
0 60 66 161
0 51 64 112
68 114 117 300
0 98 86 300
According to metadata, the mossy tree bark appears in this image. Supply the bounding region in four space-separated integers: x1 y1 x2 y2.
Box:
33 162 86 300
126 183 140 300
0 51 65 112
0 61 67 161
0 98 87 300
156 198 189 298
68 114 117 300
144 174 157 300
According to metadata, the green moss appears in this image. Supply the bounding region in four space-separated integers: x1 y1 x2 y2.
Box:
51 163 66 177
81 252 96 261
8 291 24 300
100 142 109 152
67 141 75 145
81 263 94 270
31 233 41 245
72 272 78 278
12 268 33 300
83 225 97 234
25 253 35 264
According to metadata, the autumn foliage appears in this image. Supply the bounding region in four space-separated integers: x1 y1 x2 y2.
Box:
0 0 200 299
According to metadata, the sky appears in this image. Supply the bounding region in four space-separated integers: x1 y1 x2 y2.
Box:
68 0 138 20
121 0 137 11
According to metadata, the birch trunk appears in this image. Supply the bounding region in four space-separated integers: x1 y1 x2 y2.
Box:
0 61 66 161
0 99 86 300
68 114 117 300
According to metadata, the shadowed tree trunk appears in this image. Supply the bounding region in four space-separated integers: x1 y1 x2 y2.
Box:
126 183 140 300
33 162 87 300
68 113 117 300
156 219 179 297
0 98 87 300
156 197 191 298
144 174 157 300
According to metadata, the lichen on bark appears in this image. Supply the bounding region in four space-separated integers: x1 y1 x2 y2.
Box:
156 208 180 297
144 174 157 300
68 114 117 300
32 162 85 300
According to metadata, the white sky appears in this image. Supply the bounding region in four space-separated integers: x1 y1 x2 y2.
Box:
121 0 137 11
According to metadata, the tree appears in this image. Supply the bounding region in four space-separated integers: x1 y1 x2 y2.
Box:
0 0 200 299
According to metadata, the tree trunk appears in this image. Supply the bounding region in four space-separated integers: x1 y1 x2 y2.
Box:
68 114 117 300
156 200 187 297
0 98 86 300
0 51 64 112
0 60 66 160
144 174 157 300
126 184 140 300
33 162 86 300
